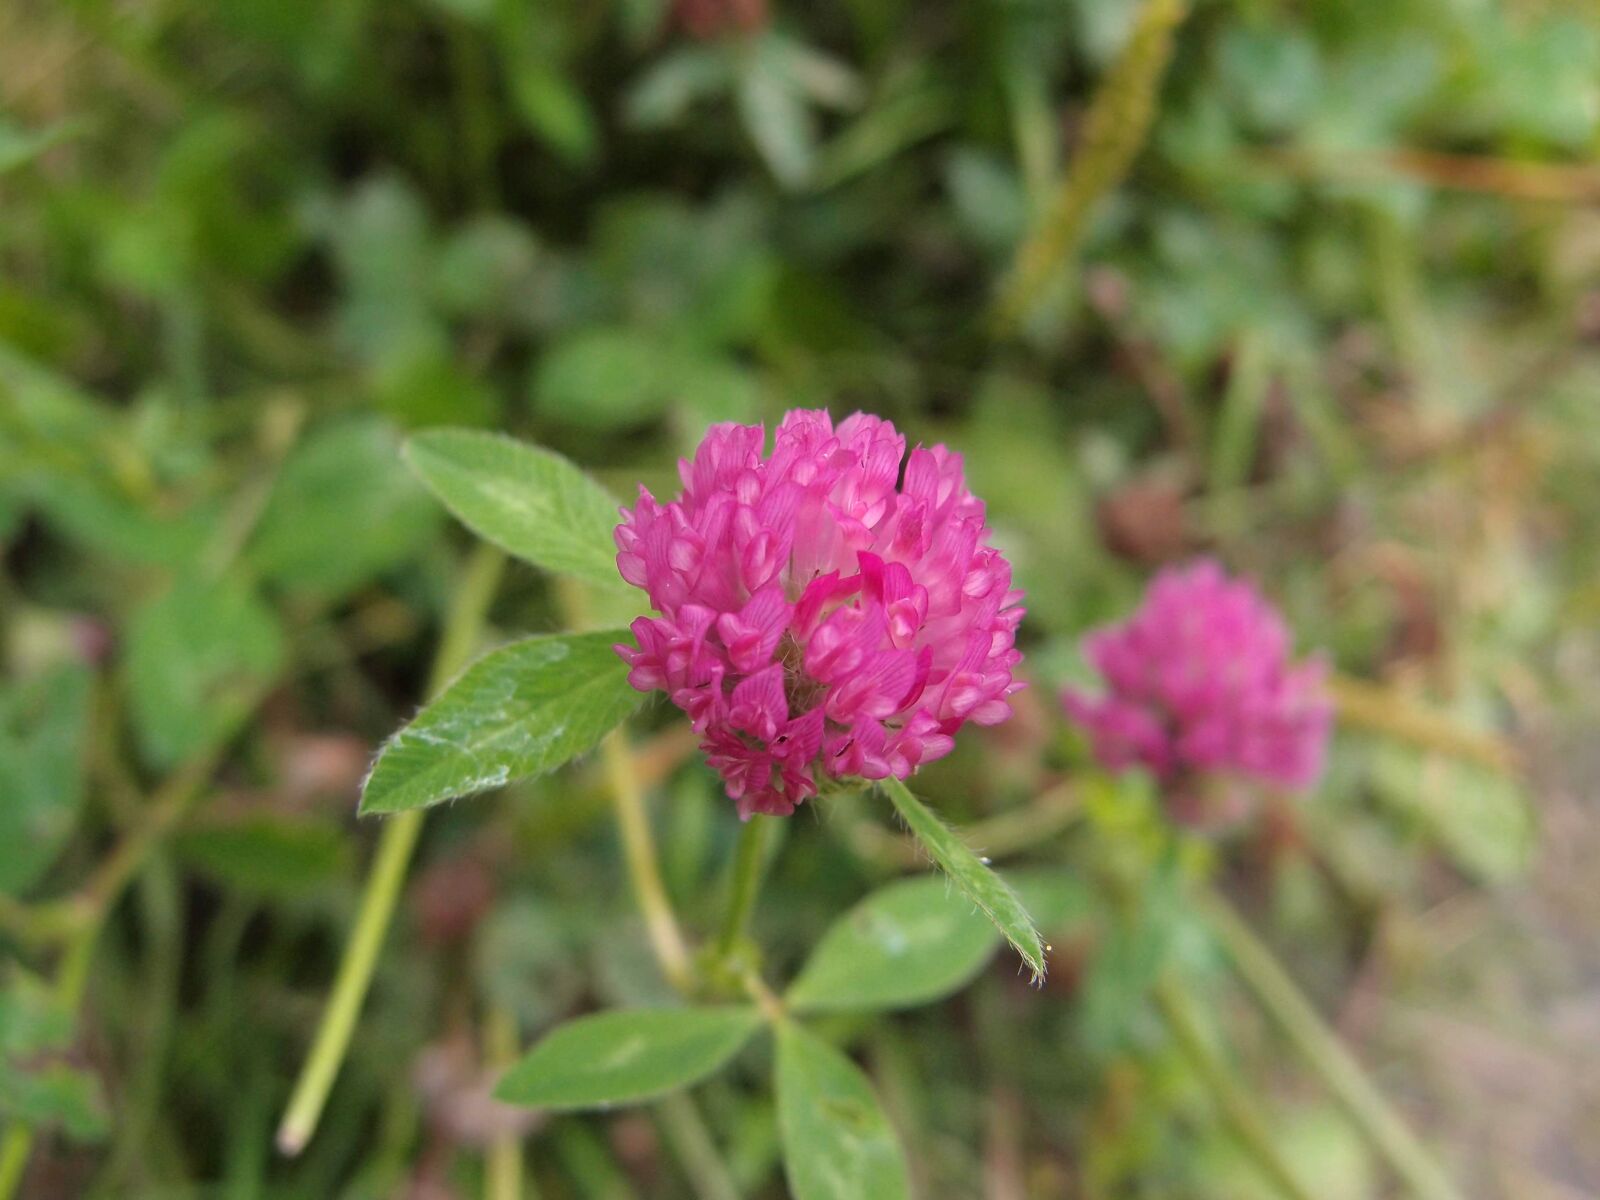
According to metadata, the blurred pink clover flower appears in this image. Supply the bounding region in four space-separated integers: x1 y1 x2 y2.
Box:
1061 559 1331 825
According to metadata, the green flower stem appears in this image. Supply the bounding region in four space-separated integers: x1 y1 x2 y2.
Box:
276 809 422 1156
655 1093 742 1200
565 582 741 1197
200 398 306 579
556 577 695 995
1152 976 1317 1200
277 544 505 1157
427 546 510 699
79 747 226 923
1200 889 1467 1200
582 694 741 1195
485 1005 524 1200
599 729 694 993
713 814 772 967
1094 847 1312 1200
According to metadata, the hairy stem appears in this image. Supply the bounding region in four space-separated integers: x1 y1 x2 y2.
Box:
993 0 1187 332
1201 890 1466 1200
277 543 505 1156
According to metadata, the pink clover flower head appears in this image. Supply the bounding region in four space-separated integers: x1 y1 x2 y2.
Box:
614 410 1025 819
1061 559 1331 825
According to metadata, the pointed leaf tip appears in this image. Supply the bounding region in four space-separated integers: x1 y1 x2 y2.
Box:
879 776 1046 983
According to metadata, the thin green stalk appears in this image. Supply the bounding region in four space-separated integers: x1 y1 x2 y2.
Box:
485 1006 524 1200
0 709 238 1200
552 1123 640 1199
0 1129 30 1200
1093 841 1311 1200
99 860 183 1192
448 21 500 211
1327 674 1514 775
4 694 249 955
992 0 1187 332
1200 890 1466 1200
655 1093 742 1200
713 815 772 966
276 809 424 1156
1152 976 1317 1200
0 892 106 1200
426 546 509 698
200 398 306 579
1366 205 1438 403
1209 331 1271 498
0 889 81 949
277 544 505 1156
559 578 694 995
600 731 694 993
79 747 226 921
740 967 786 1025
1001 53 1059 208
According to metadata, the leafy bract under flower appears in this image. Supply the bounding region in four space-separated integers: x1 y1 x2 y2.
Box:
1061 559 1331 825
615 410 1024 818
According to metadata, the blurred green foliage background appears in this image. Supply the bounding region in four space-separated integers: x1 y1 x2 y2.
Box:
3 0 1600 1195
